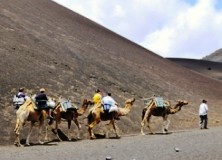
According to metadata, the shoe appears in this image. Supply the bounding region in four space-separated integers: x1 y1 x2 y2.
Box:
204 127 209 129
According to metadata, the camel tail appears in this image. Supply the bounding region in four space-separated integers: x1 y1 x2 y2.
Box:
142 108 147 120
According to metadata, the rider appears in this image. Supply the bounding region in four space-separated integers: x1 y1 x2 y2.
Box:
14 87 26 109
35 88 53 119
92 89 102 105
89 89 103 113
102 92 119 120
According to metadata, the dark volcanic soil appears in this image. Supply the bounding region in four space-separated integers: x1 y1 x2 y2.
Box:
1 0 222 145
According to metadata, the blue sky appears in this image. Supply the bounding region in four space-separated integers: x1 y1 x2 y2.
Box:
52 0 222 59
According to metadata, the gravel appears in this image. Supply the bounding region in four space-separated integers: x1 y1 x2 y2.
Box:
0 127 222 160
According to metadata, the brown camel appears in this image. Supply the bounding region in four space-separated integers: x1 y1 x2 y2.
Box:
141 98 188 135
87 98 135 139
53 99 92 141
14 97 54 147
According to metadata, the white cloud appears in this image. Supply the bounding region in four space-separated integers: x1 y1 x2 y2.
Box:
112 5 125 18
142 0 222 58
52 0 222 59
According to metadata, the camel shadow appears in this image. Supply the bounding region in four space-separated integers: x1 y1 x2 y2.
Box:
51 128 80 142
94 133 121 139
148 132 173 135
19 139 59 147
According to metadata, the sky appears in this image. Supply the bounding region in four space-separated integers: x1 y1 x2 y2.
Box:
52 0 222 59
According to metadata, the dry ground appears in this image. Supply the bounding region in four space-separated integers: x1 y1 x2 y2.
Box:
1 127 222 160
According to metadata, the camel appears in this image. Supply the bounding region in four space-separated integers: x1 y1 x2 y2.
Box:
87 98 135 139
14 97 55 147
141 98 188 135
53 99 92 141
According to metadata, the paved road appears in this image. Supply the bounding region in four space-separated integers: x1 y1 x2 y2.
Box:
0 127 222 160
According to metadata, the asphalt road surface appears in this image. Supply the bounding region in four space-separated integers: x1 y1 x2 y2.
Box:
0 127 222 160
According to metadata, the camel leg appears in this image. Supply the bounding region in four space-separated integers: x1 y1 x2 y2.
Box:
111 120 120 138
44 116 50 142
105 121 113 138
14 114 28 146
146 116 155 134
44 124 49 142
141 107 153 135
14 118 20 134
14 118 22 146
54 119 62 142
67 120 72 141
14 121 23 147
88 120 100 139
141 119 146 135
162 117 170 133
26 122 34 146
141 111 148 135
166 119 170 132
14 133 22 147
53 113 62 142
38 121 44 144
73 118 81 139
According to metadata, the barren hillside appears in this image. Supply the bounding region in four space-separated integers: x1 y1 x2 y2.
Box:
168 58 222 81
203 48 222 62
1 0 222 145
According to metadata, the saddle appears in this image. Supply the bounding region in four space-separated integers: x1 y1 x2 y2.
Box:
144 97 170 108
60 100 77 112
154 97 164 108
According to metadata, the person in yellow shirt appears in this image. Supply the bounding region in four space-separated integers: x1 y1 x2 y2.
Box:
89 89 103 113
92 89 102 105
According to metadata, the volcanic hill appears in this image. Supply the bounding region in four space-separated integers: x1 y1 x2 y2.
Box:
203 48 222 62
1 0 222 145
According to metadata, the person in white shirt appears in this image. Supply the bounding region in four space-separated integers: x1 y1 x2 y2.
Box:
102 92 119 120
199 99 208 129
13 87 27 109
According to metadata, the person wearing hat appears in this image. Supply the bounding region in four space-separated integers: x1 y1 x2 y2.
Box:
35 88 53 119
199 99 208 129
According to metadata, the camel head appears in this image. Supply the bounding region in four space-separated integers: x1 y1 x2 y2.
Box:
173 100 188 111
125 98 136 105
86 99 94 106
82 99 91 108
177 100 188 106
